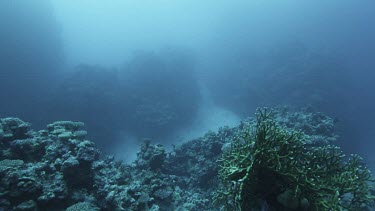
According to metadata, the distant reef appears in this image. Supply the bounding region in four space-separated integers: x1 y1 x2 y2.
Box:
0 107 373 210
46 50 201 143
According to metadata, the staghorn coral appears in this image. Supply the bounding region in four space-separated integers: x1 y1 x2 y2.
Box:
214 108 374 211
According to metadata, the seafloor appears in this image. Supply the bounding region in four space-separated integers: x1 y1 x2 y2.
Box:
0 107 373 210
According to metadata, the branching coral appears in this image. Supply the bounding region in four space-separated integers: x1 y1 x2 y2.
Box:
213 108 374 210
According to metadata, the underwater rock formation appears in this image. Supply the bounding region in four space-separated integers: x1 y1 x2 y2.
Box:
0 107 373 210
46 64 120 146
48 49 200 142
118 49 201 137
208 43 349 117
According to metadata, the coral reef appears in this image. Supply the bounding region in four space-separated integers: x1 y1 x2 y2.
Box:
0 117 209 210
0 107 372 210
213 109 374 210
267 106 338 145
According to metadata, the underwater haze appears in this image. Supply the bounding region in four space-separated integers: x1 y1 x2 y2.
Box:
1 0 374 159
1 1 375 209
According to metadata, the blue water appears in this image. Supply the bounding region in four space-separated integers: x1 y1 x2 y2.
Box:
0 1 374 171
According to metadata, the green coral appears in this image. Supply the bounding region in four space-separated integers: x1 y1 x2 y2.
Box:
213 108 374 210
